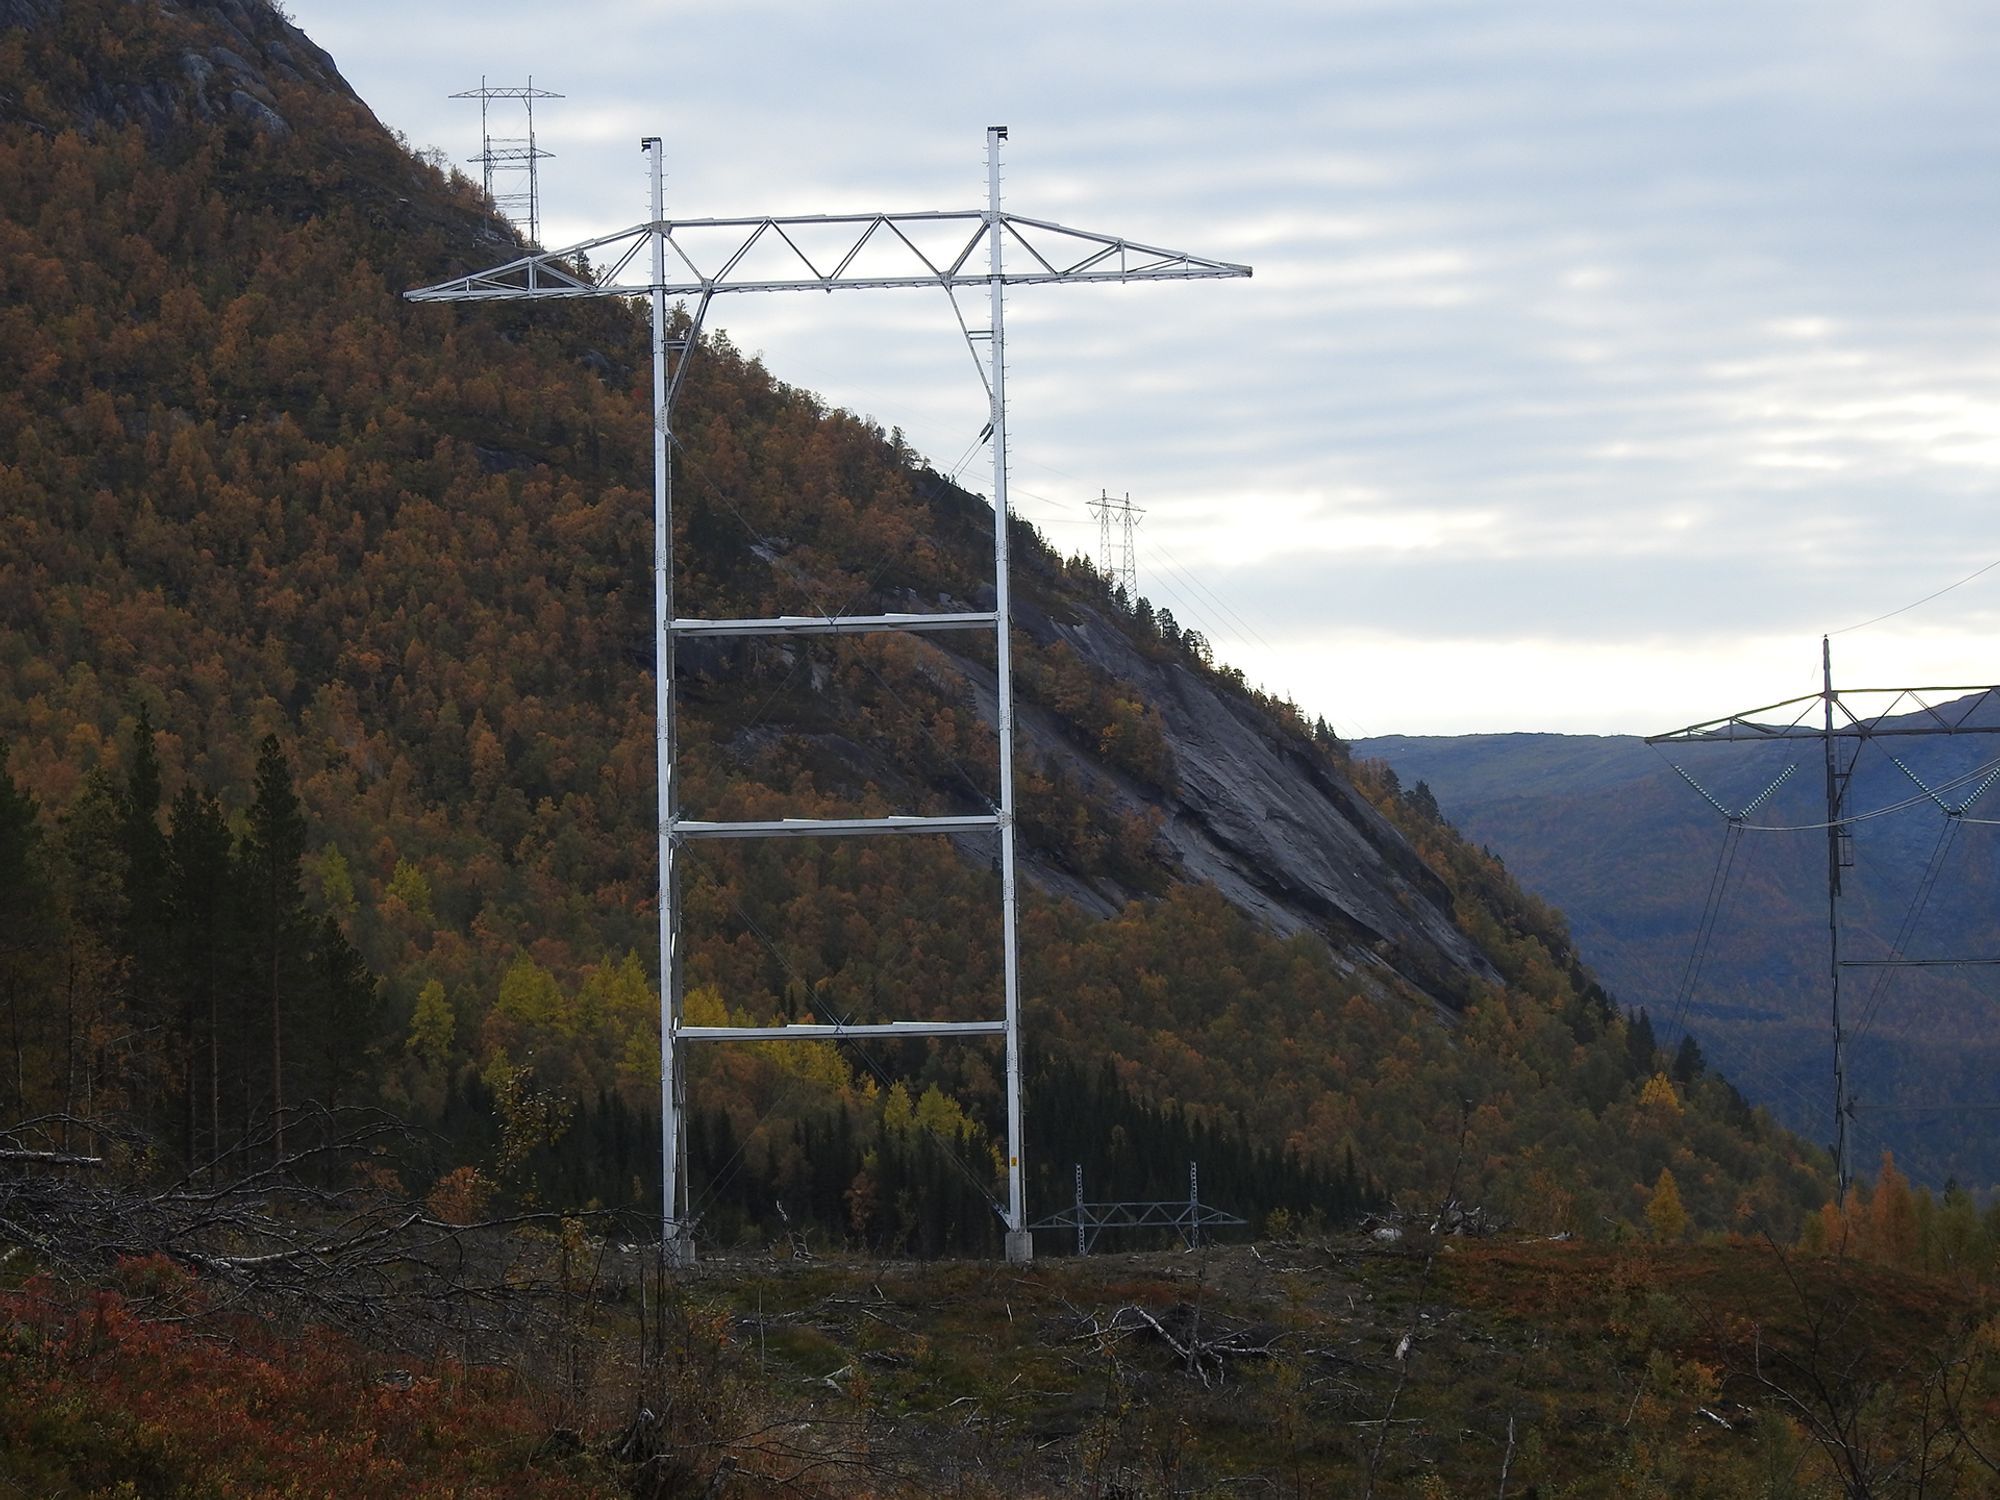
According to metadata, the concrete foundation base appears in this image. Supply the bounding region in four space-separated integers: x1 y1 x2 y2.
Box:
662 1235 696 1270
1005 1229 1035 1265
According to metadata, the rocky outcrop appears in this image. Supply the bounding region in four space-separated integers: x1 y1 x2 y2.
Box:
0 0 58 28
2 0 364 141
997 594 1501 1011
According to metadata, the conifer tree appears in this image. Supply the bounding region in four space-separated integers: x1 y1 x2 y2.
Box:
167 783 233 1169
313 914 379 1112
118 708 168 928
118 707 174 1142
243 734 308 1163
1670 1033 1705 1086
54 771 129 1149
1404 779 1442 824
1625 1008 1659 1079
0 743 51 1121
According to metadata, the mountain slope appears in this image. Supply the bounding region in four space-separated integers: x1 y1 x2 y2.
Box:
1362 712 2000 1191
0 0 1828 1245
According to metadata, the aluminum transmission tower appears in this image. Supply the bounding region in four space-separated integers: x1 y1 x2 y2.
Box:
451 78 562 245
1649 638 2000 1194
1087 489 1143 599
408 128 1248 1267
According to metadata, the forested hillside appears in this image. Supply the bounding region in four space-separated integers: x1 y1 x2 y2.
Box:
0 0 1832 1252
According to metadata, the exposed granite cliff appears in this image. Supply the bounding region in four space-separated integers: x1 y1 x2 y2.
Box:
1 0 359 141
1000 593 1501 1012
1 0 518 258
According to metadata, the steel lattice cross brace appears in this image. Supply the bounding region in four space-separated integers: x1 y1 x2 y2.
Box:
1087 490 1144 601
1030 1162 1244 1254
407 127 1249 1266
1647 637 2000 1195
1032 1201 1251 1255
450 78 561 247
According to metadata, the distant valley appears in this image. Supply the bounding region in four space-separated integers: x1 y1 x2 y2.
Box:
1362 702 2000 1191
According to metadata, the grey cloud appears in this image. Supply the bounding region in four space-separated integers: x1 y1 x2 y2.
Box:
292 0 2000 730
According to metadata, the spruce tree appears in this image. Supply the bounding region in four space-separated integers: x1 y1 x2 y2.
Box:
118 707 174 1146
0 743 50 1120
167 784 232 1171
1671 1033 1705 1085
1405 779 1442 824
314 914 379 1113
243 734 308 1164
1625 1007 1659 1079
55 771 129 1148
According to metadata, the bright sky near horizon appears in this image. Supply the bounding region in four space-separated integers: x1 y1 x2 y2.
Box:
288 0 2000 737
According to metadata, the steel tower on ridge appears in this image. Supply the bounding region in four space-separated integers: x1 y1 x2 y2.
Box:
449 78 561 246
409 128 1250 1266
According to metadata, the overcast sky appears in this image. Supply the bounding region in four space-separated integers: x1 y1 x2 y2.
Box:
289 0 2000 736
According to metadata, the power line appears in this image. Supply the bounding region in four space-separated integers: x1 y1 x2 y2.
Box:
1666 822 1743 1040
1730 757 2000 832
1147 536 1280 657
1848 817 1960 1049
1831 555 2000 636
1857 1103 2000 1115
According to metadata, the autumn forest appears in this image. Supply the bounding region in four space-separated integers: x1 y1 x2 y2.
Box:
6 1 2000 1495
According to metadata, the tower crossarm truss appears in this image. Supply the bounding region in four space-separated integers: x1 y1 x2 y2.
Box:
1648 684 2000 745
405 210 1251 302
449 85 564 101
407 129 1248 1269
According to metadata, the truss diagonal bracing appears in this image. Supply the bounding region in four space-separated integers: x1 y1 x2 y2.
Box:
1650 684 2000 745
1030 1162 1245 1254
408 128 1248 1268
407 211 1251 303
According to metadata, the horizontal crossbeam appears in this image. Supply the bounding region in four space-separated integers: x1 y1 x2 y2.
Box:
672 611 997 637
672 814 999 840
676 1019 1005 1042
1655 723 2000 744
1032 1202 1248 1229
1649 686 2000 745
406 209 1251 304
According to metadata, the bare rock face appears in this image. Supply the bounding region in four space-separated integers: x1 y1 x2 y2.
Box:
2 0 365 140
995 594 1501 1012
0 0 58 28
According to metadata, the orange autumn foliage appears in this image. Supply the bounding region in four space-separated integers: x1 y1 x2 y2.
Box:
0 1260 605 1496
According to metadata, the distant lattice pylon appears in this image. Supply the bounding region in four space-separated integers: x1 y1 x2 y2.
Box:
451 77 562 245
1087 489 1144 598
